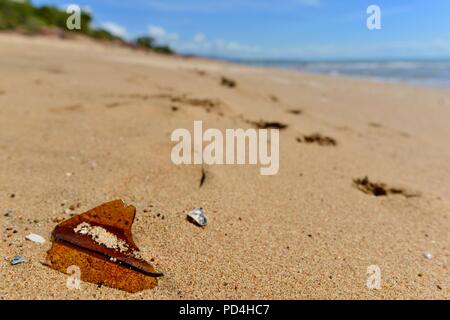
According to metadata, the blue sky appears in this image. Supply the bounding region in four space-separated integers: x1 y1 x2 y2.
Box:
33 0 450 59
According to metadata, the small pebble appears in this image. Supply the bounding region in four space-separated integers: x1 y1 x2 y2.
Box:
25 233 46 244
423 252 433 260
52 216 65 223
11 256 26 266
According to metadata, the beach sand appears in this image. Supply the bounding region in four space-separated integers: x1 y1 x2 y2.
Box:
0 34 448 299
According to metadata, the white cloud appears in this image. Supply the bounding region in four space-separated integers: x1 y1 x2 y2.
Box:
138 24 450 59
193 33 207 43
100 22 128 38
149 25 179 43
148 25 166 38
171 32 261 58
144 26 450 60
81 5 92 14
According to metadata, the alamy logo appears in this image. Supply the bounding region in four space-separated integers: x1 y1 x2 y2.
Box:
367 5 382 30
66 265 81 290
171 121 279 175
66 4 81 30
366 265 381 290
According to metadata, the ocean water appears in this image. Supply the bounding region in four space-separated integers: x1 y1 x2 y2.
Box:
229 59 450 89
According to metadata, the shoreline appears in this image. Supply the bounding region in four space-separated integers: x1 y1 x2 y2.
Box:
222 59 450 91
3 32 450 92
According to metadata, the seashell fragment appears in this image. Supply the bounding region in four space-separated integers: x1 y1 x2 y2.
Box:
11 256 27 265
187 208 208 227
423 252 433 260
26 233 46 244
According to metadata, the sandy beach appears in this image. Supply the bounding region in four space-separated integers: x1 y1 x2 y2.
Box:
0 33 448 299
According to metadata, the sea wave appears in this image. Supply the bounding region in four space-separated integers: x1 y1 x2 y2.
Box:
231 59 450 89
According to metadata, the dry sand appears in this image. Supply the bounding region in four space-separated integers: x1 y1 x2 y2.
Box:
0 34 448 299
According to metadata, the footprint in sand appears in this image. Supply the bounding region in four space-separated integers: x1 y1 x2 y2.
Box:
353 176 420 198
220 76 237 88
287 109 302 115
296 134 337 146
49 104 84 113
199 167 207 188
105 102 126 109
45 66 65 75
268 95 279 102
194 69 207 76
152 93 224 114
245 119 288 130
368 122 410 138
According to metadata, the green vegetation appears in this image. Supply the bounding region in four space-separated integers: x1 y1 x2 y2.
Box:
135 36 174 55
151 45 174 55
0 0 174 54
135 36 155 49
0 0 44 32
